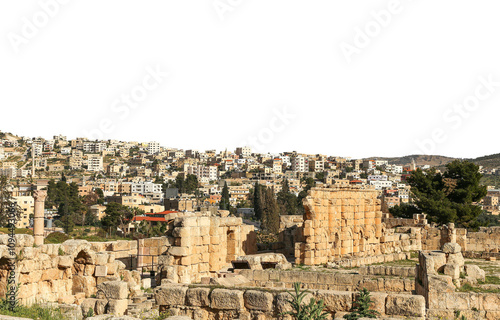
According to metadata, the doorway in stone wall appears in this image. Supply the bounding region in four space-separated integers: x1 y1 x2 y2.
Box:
0 257 12 300
226 229 237 263
333 233 341 256
72 250 94 297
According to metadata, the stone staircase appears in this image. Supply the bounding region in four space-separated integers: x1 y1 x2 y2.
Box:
127 293 156 317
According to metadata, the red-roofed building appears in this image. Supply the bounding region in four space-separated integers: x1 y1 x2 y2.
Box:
129 210 177 229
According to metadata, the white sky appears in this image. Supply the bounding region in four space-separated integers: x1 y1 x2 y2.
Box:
1 0 499 159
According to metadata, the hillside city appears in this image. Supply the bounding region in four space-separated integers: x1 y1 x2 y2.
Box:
1 130 500 234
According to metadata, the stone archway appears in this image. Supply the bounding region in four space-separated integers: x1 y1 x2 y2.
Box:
72 250 96 297
0 257 13 299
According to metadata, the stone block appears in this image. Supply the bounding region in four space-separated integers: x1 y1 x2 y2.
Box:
107 299 128 316
95 265 108 277
447 252 465 266
95 253 108 266
442 242 461 254
155 285 188 306
385 294 425 317
244 290 273 312
97 281 128 300
315 290 352 312
57 255 73 268
186 287 210 307
80 298 97 315
466 265 486 282
210 289 244 310
443 263 460 279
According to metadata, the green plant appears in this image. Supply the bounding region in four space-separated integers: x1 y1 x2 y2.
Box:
45 232 70 244
281 282 329 320
344 288 381 320
85 308 94 318
0 302 65 320
153 310 171 320
454 310 467 320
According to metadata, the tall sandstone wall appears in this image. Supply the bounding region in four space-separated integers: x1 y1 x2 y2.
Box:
294 186 421 265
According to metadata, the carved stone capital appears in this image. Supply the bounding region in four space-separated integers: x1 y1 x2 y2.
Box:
33 190 48 202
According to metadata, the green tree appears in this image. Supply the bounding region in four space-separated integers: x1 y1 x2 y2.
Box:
297 178 316 214
220 182 230 210
261 187 280 234
277 178 298 215
389 203 422 219
396 160 487 228
344 288 380 319
253 182 264 220
101 202 134 235
315 172 326 183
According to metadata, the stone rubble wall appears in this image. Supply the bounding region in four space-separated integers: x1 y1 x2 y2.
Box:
155 283 426 320
466 227 500 253
382 213 427 229
294 186 422 266
159 215 257 284
235 269 414 293
415 244 500 320
358 265 416 277
0 236 141 306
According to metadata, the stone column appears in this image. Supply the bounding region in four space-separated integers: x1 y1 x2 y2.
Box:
33 190 47 246
137 239 144 271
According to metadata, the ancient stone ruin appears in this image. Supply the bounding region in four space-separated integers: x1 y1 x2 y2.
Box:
1 186 500 319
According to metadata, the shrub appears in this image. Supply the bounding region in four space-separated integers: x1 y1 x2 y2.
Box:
45 232 70 244
281 282 328 320
344 288 380 320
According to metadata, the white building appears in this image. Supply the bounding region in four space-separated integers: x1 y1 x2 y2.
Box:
148 142 161 155
291 156 308 173
131 182 163 194
187 165 218 184
369 180 393 190
87 155 103 172
235 146 252 157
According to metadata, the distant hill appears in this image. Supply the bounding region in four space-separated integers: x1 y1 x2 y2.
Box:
365 155 457 168
469 153 500 170
367 153 500 171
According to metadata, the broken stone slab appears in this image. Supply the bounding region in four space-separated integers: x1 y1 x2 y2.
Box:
443 263 460 279
465 264 486 282
442 242 461 254
97 281 128 300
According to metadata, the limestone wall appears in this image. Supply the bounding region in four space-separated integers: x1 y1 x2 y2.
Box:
236 269 414 293
294 186 421 266
278 215 303 258
382 213 427 229
89 237 173 269
358 265 416 277
466 227 500 252
0 235 141 306
155 284 426 320
159 215 257 284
